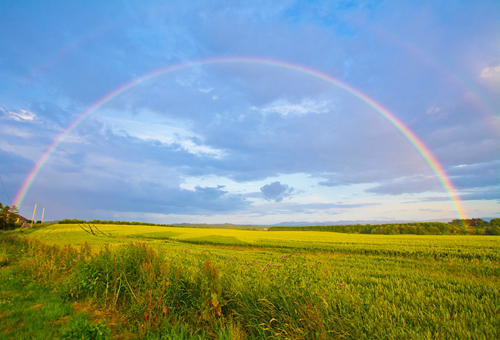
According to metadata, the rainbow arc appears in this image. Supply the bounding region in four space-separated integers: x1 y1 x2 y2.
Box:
13 57 467 220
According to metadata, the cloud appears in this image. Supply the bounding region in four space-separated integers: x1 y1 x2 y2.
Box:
426 107 441 115
480 65 500 78
0 108 36 122
0 148 34 174
365 175 443 195
278 202 380 213
29 102 75 126
258 98 331 116
248 201 382 216
418 209 442 212
419 186 500 202
260 181 294 202
447 161 500 190
1 0 498 222
36 177 250 216
459 187 500 202
363 160 500 196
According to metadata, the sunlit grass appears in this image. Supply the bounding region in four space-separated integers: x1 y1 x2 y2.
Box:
26 223 500 260
1 224 499 339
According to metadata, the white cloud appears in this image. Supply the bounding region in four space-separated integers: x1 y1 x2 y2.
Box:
426 107 441 115
480 65 500 78
0 108 36 122
257 98 330 116
198 87 213 93
175 139 226 158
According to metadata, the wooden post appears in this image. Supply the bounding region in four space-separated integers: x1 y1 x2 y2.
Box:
31 202 37 228
41 207 45 224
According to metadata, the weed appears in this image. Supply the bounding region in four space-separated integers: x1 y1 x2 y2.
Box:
61 313 111 340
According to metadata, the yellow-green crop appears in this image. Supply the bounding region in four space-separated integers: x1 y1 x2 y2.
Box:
2 224 499 339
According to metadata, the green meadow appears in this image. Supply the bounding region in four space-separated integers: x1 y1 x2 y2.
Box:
0 223 499 339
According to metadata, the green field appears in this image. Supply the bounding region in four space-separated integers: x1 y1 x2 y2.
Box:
1 223 499 339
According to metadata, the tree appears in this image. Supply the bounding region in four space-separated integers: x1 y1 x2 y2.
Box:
490 218 500 227
0 202 20 230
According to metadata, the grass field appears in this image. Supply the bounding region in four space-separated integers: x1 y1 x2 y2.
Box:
1 223 499 339
26 223 500 260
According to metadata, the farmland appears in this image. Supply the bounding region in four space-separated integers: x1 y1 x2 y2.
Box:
1 223 499 339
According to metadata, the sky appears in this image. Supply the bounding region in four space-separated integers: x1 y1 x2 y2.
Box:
0 0 498 225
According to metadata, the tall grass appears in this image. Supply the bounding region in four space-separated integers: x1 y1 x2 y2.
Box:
1 232 499 339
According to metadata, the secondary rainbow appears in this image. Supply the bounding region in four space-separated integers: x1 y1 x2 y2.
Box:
13 57 467 220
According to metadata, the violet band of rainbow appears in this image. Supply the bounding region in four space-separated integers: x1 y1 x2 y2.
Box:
13 57 467 220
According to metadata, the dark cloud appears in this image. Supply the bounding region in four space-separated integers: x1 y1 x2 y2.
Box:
30 177 249 218
460 189 500 202
447 161 500 190
365 175 443 195
260 181 294 202
419 187 500 203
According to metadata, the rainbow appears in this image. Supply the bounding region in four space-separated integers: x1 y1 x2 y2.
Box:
13 57 467 220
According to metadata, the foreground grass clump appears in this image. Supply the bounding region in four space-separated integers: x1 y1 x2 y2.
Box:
1 229 499 339
0 239 112 339
65 241 355 338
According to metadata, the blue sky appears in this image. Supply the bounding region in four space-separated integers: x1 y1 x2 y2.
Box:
1 0 498 224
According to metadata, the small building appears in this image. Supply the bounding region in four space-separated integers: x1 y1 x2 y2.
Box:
14 214 29 224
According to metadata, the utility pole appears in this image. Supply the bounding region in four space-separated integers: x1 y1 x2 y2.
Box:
31 202 37 228
41 207 45 224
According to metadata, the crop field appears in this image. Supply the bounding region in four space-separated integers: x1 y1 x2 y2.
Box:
0 223 499 339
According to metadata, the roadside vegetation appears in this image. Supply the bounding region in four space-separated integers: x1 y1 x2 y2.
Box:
0 221 498 339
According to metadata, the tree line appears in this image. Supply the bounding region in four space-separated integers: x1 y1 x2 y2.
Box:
269 219 500 235
2 204 499 236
